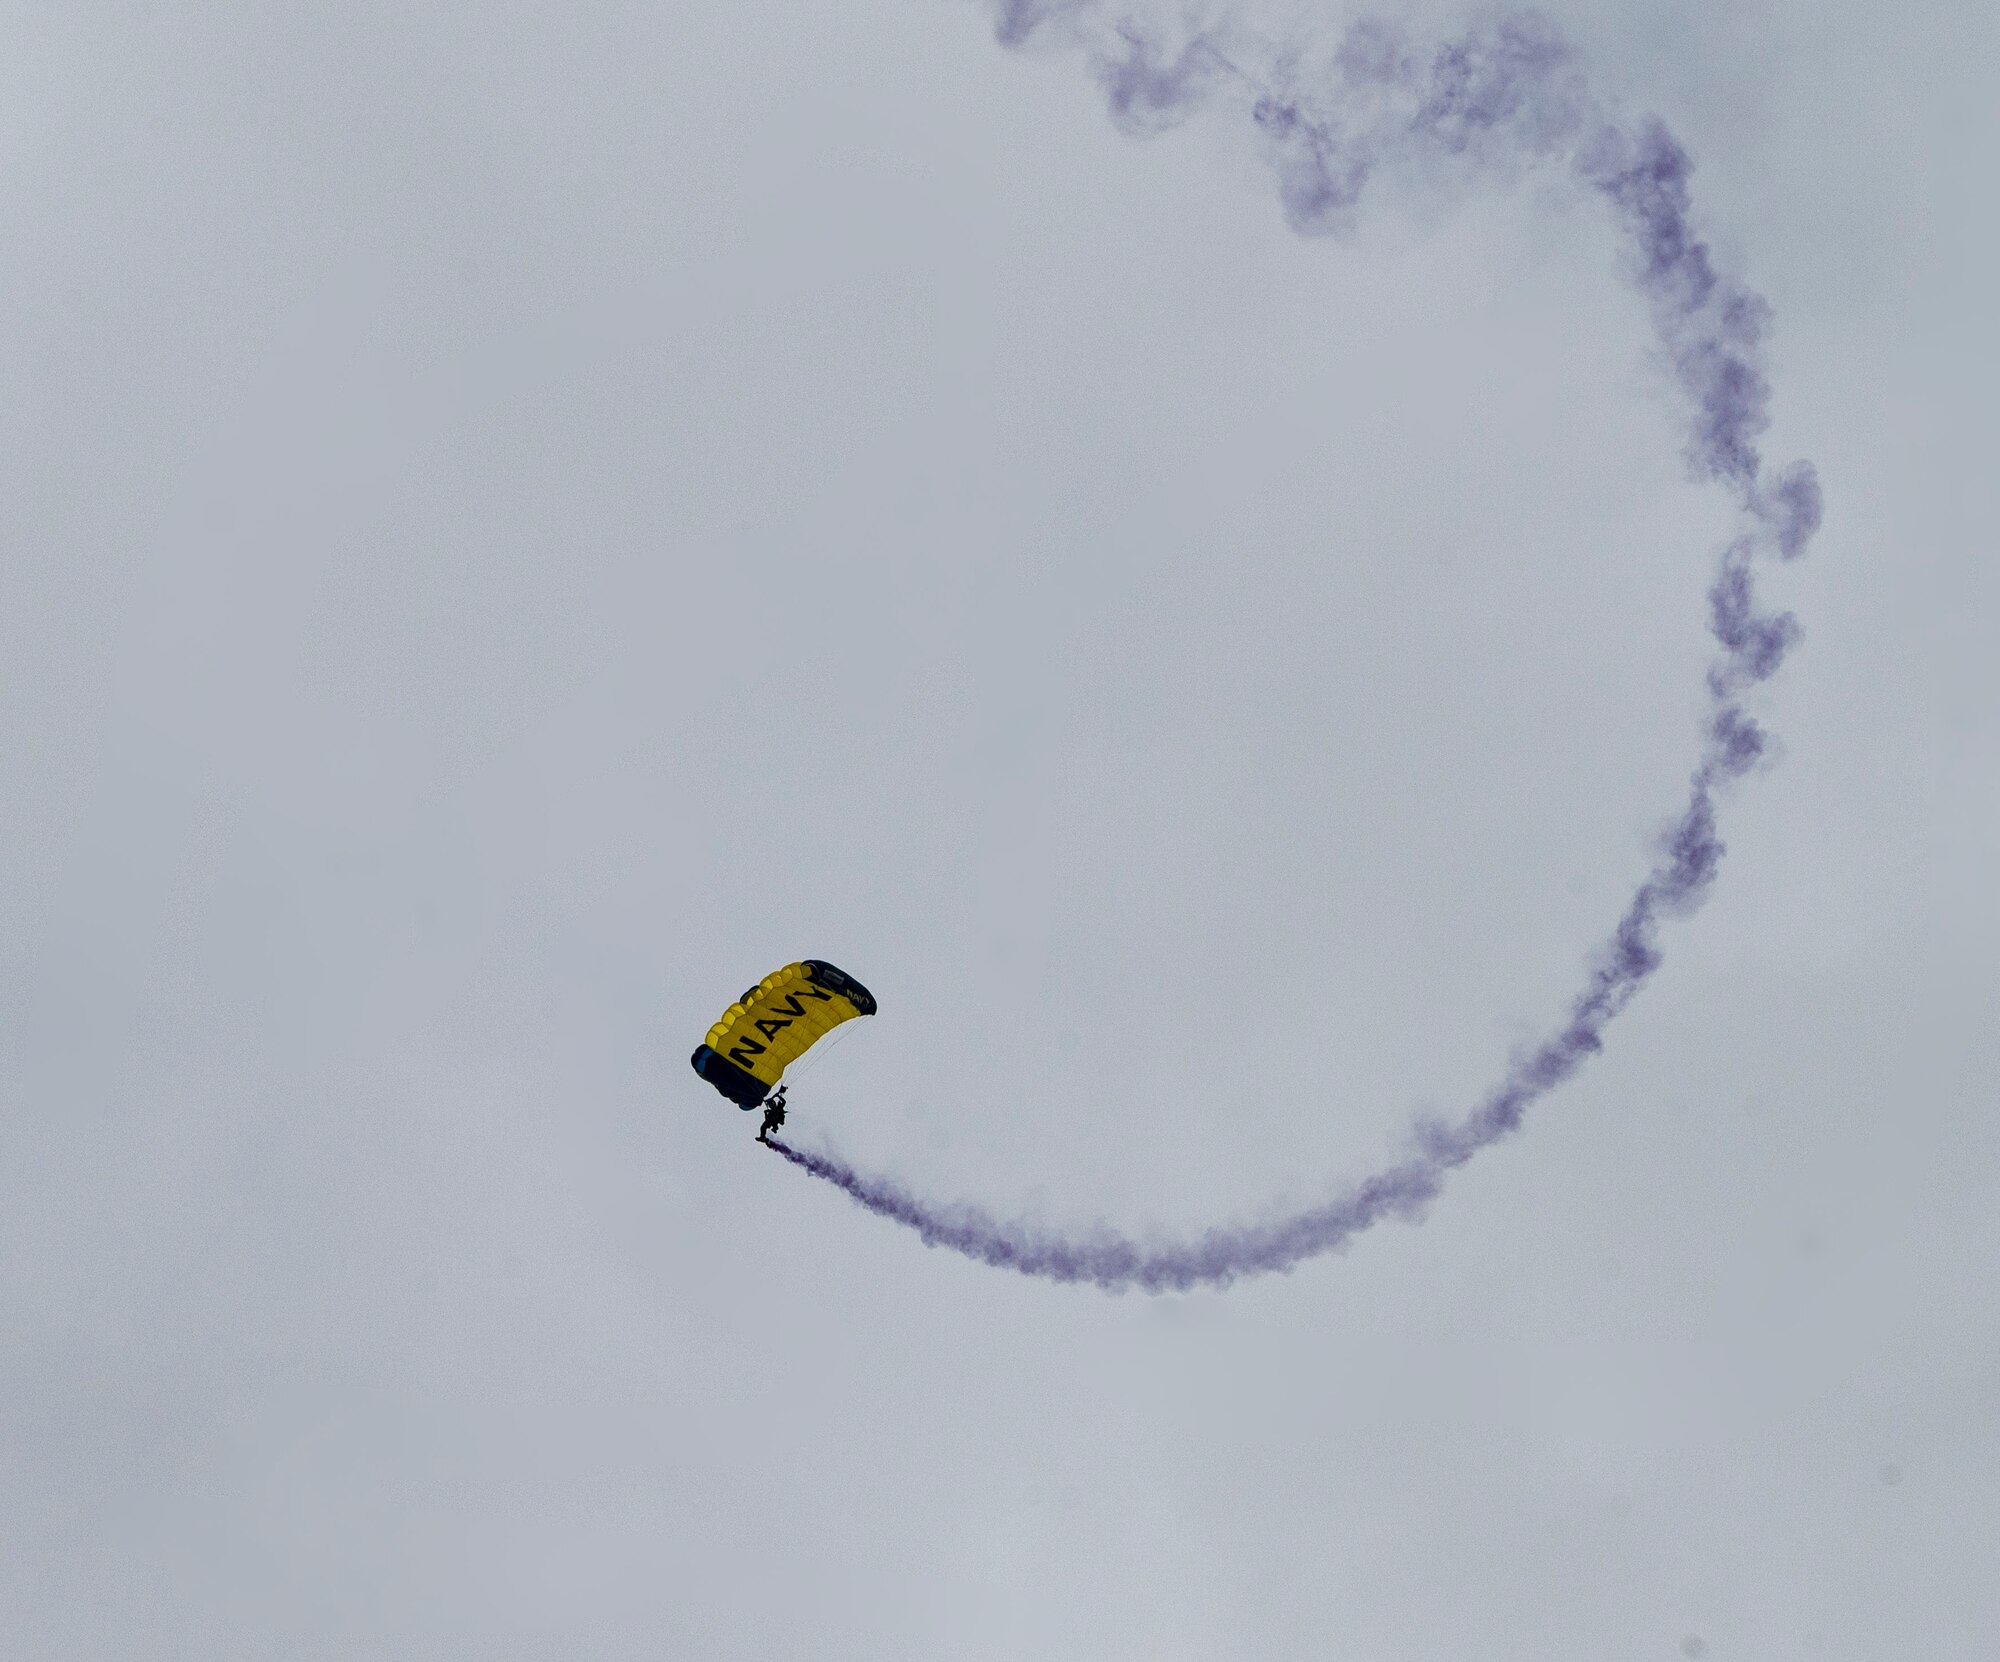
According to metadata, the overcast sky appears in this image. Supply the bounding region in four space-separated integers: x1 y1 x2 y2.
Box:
3 2 1995 1658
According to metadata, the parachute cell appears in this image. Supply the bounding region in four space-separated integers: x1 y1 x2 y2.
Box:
690 959 877 1109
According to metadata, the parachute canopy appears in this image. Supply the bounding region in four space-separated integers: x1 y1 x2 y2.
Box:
690 960 877 1109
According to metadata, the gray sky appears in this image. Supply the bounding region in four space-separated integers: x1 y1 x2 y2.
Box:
3 2 1994 1657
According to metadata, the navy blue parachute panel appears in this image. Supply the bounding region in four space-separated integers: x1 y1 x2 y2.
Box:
690 1044 768 1109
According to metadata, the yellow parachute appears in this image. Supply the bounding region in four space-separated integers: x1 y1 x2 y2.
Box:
689 960 877 1109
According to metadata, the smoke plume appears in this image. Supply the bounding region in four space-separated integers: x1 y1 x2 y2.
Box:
768 5 1822 1291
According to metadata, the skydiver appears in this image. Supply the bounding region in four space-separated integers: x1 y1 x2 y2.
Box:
757 1088 788 1144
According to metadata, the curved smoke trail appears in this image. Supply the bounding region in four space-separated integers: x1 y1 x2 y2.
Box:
766 4 1824 1291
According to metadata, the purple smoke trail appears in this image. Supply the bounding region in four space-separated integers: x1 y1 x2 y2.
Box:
768 8 1824 1291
